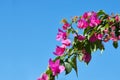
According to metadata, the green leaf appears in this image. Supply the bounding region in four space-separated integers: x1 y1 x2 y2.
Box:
67 28 72 35
76 41 84 50
93 43 97 52
115 22 120 37
91 40 102 53
97 10 105 16
113 41 118 48
46 69 52 75
88 30 95 39
85 42 91 54
110 18 115 22
100 23 109 32
49 75 55 80
97 25 102 31
71 56 78 76
104 23 109 29
54 56 60 61
64 62 72 75
83 27 90 36
78 54 83 62
97 41 105 53
67 48 73 56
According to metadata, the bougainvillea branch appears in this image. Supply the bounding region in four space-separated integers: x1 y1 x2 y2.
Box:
37 10 120 80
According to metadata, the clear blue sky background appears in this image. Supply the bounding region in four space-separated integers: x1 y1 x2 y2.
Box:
0 0 120 80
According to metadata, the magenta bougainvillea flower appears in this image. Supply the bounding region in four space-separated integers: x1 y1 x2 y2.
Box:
82 11 100 27
103 29 109 33
77 18 88 29
62 39 71 46
115 15 120 22
89 15 101 27
111 26 116 31
62 23 70 30
77 11 101 29
82 12 92 19
89 33 103 42
110 32 118 41
53 45 65 56
118 35 120 40
89 33 97 42
77 35 85 41
97 34 103 40
82 51 91 64
37 73 48 80
49 59 65 76
56 29 67 41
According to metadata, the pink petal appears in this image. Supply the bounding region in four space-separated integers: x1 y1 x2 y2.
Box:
62 23 70 30
37 73 48 80
62 39 71 46
82 52 91 63
97 34 103 40
53 46 65 56
77 19 88 29
77 35 85 41
55 59 60 66
59 65 65 73
56 29 67 41
49 59 54 67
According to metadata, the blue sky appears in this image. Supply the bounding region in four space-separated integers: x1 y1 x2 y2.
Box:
0 0 120 80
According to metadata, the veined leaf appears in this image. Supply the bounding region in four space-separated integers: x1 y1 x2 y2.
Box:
64 62 72 75
71 56 78 76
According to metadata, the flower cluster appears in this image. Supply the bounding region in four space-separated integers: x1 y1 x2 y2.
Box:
49 59 65 76
38 19 71 80
103 27 120 42
55 20 71 56
77 11 101 29
38 10 120 80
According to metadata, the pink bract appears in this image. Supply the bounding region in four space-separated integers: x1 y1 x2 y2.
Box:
56 29 67 41
118 35 120 40
103 29 108 33
97 34 103 40
89 15 101 27
89 33 103 42
53 45 65 56
111 26 116 31
62 23 70 30
82 11 100 27
77 35 85 41
110 32 117 41
82 12 93 19
89 33 97 42
115 15 120 22
62 39 71 46
37 73 48 80
77 18 88 29
111 35 118 42
82 52 91 64
49 59 65 76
